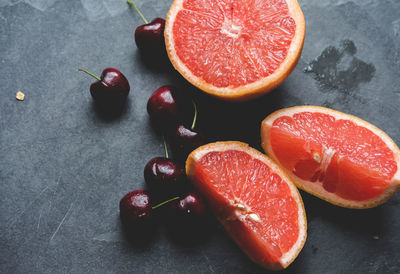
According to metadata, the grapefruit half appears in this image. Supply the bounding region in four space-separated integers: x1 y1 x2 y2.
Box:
261 106 400 209
186 141 307 270
165 0 305 101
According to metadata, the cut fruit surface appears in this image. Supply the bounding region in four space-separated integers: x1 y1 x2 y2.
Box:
261 106 400 208
186 141 306 270
165 0 305 101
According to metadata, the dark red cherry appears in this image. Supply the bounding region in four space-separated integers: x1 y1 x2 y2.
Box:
147 85 181 126
166 192 210 245
144 157 185 193
127 1 165 53
170 192 206 220
135 17 165 53
119 190 152 227
79 68 130 107
171 124 206 159
126 0 165 52
170 100 206 158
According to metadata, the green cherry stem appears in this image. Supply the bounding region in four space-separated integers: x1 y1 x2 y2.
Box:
152 196 180 210
126 0 148 24
77 69 101 81
163 135 169 159
191 99 198 130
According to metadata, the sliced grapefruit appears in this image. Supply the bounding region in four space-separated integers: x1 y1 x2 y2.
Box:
186 141 306 270
261 106 400 209
165 0 305 101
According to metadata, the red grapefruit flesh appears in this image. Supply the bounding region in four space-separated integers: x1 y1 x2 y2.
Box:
165 0 305 101
261 106 400 208
186 141 306 270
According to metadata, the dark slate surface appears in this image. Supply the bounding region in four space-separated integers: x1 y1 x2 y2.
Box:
1 0 400 273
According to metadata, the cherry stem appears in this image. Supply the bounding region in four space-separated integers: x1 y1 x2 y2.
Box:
126 0 148 24
77 69 101 81
162 135 169 159
152 196 180 209
191 100 198 130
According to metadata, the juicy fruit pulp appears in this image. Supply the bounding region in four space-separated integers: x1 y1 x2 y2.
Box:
171 0 295 88
196 151 298 254
262 107 400 206
186 142 306 270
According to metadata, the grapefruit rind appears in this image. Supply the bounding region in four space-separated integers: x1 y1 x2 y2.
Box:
165 0 306 101
261 106 400 209
186 141 307 270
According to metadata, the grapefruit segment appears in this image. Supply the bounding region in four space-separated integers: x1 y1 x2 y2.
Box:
165 0 305 100
261 106 400 208
186 141 307 270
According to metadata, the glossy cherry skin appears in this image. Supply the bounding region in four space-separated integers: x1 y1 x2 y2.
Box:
166 192 210 244
147 85 181 126
119 190 152 227
135 18 165 52
144 157 185 194
90 68 130 107
171 124 206 159
170 192 206 220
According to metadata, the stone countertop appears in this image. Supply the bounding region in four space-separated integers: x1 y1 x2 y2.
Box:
1 0 399 273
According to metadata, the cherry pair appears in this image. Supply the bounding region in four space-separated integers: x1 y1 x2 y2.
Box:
119 190 206 229
147 85 206 160
120 133 206 230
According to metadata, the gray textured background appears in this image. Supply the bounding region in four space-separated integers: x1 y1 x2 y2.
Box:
1 0 400 273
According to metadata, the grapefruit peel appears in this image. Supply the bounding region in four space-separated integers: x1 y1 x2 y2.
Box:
165 0 306 101
186 141 307 270
261 106 400 209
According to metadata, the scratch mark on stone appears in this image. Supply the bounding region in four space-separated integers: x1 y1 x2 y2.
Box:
93 231 122 243
37 209 43 230
48 175 61 210
6 185 49 228
49 203 73 242
201 251 215 273
52 175 61 199
55 175 61 190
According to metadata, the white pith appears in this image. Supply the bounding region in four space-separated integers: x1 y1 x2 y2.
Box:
221 19 242 39
294 147 336 182
190 142 307 268
261 106 400 209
